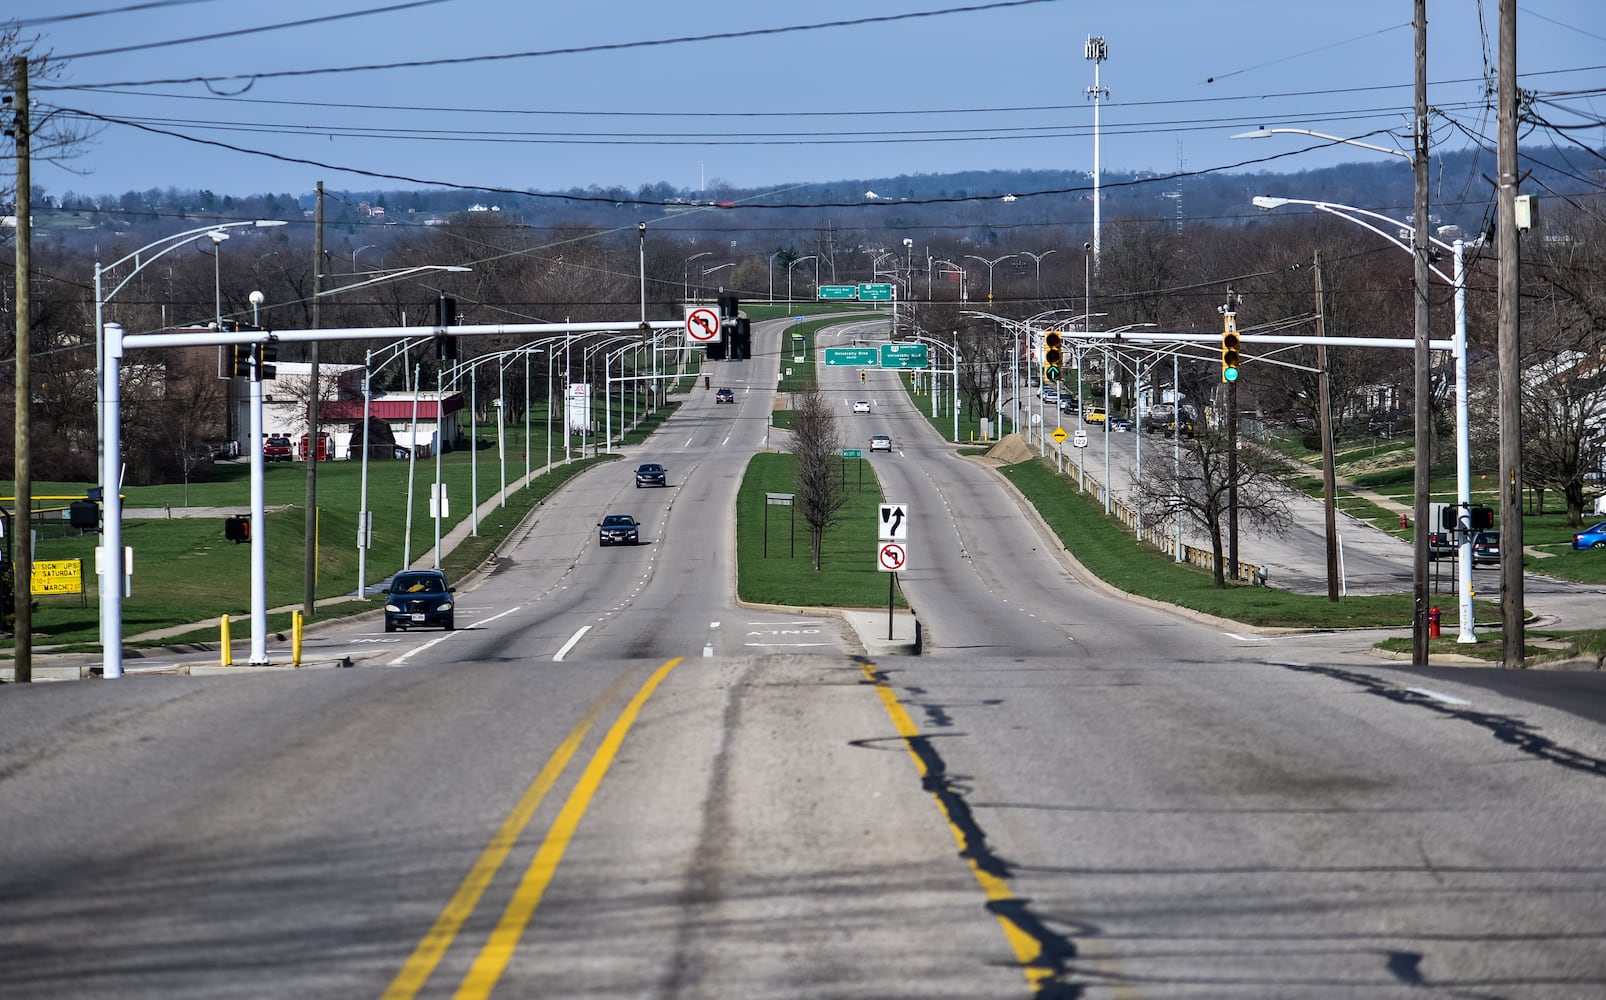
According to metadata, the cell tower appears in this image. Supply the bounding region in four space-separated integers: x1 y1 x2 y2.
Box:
1085 35 1108 268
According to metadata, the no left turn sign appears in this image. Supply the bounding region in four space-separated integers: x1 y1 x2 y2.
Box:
877 542 907 572
686 307 721 343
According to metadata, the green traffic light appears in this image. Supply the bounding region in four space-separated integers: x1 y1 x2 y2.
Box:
1222 365 1240 383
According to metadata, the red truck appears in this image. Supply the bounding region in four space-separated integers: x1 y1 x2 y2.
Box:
263 435 293 462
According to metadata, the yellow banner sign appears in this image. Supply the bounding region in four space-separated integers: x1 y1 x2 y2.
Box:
31 559 84 596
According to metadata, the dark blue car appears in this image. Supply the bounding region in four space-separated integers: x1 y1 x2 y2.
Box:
384 569 456 632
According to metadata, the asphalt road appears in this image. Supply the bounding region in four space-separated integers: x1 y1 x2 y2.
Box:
3 318 1606 998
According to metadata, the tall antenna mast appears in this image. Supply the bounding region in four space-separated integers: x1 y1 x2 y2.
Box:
1085 35 1109 269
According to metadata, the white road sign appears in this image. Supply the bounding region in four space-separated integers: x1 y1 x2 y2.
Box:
877 542 907 572
878 503 909 541
685 307 722 343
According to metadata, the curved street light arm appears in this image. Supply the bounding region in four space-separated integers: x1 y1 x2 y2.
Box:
1253 197 1453 284
1231 127 1412 163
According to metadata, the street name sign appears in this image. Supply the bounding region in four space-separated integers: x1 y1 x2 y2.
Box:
818 285 858 300
879 342 928 369
858 283 893 301
824 347 879 366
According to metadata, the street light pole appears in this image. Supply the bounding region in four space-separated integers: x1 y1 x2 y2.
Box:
964 253 1019 303
787 256 817 305
684 251 712 300
1253 194 1474 641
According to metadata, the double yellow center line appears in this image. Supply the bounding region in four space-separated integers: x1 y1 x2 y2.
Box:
381 657 684 1000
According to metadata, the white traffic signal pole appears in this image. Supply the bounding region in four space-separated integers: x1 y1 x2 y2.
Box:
248 359 269 664
99 325 125 677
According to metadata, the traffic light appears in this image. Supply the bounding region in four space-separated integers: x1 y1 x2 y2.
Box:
860 370 867 384
1220 313 1241 383
435 296 458 360
718 294 739 321
224 515 250 544
1043 330 1063 383
230 344 253 378
253 342 278 381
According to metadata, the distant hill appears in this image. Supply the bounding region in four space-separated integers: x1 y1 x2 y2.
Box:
30 144 1602 251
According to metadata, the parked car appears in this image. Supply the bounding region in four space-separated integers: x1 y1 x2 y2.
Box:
1572 521 1606 550
598 513 640 546
1471 530 1501 567
714 387 735 404
852 400 872 414
263 436 293 462
869 434 893 453
635 462 668 488
383 569 456 632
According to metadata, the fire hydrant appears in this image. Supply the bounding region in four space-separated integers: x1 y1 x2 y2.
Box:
1400 512 1410 530
1428 606 1442 639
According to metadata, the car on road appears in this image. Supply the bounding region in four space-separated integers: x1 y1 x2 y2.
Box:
383 569 456 632
635 462 668 488
714 387 735 404
852 400 872 414
1083 407 1107 424
1572 521 1606 549
597 513 641 546
869 434 893 453
263 435 293 462
1059 399 1080 415
1471 530 1501 567
1040 386 1059 404
1109 417 1134 432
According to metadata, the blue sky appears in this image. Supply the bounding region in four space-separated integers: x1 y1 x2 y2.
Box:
14 0 1605 201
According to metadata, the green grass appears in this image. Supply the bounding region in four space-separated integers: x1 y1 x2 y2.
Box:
735 452 903 608
999 456 1502 630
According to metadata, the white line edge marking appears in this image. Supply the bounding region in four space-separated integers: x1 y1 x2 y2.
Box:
553 624 592 662
1407 686 1471 706
1223 632 1271 642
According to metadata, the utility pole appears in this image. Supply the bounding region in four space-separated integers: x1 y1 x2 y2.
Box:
305 182 322 619
9 57 30 682
1409 0 1432 665
1496 0 1525 666
1314 251 1340 602
1223 290 1239 581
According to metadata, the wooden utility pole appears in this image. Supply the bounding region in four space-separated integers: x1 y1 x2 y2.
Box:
1313 250 1340 602
1497 0 1525 666
10 56 30 682
305 182 323 619
1409 0 1432 665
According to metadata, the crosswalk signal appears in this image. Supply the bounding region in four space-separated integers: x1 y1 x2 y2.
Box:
1220 314 1241 383
224 515 250 544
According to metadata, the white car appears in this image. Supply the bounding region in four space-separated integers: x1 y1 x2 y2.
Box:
852 400 872 414
869 434 893 453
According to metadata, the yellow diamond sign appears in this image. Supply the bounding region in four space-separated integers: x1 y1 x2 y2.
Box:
1051 427 1068 443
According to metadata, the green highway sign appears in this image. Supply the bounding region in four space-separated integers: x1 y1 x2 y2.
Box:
824 347 880 367
818 285 858 300
879 342 929 369
857 283 893 301
841 448 863 458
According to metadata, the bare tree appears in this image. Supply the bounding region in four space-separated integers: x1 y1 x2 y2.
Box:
1131 428 1296 587
790 390 846 570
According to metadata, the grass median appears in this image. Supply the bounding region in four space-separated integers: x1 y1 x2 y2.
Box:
735 452 904 608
